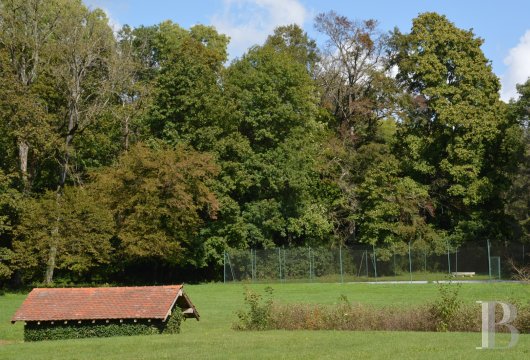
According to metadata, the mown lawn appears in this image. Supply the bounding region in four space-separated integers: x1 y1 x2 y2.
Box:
1 282 530 359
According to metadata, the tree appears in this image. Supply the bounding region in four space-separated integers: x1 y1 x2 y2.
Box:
51 2 116 191
264 24 319 74
222 41 333 248
0 0 60 191
314 11 396 142
354 149 440 249
506 79 530 242
37 2 117 284
391 12 520 244
314 11 399 245
226 44 319 150
109 25 153 152
0 170 21 282
92 143 220 268
13 185 114 282
145 22 231 151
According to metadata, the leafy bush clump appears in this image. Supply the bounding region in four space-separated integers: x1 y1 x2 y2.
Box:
25 320 163 341
25 311 184 341
233 287 274 330
164 308 184 334
233 286 530 333
430 282 463 331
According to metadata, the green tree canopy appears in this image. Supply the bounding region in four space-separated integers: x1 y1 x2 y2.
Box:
92 143 220 267
391 12 520 244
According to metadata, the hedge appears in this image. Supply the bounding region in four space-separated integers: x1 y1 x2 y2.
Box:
24 309 184 341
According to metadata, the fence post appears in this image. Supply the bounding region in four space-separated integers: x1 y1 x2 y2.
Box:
365 250 369 278
487 239 492 280
339 246 344 284
226 252 235 282
373 244 378 281
278 248 282 281
455 247 458 273
408 242 412 282
223 251 226 284
308 247 312 281
251 249 257 282
447 243 451 274
250 249 254 282
393 253 397 280
283 248 287 281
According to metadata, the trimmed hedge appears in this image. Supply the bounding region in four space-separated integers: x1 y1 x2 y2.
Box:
24 309 184 341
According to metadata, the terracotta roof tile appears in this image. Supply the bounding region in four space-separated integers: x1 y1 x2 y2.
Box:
11 285 184 322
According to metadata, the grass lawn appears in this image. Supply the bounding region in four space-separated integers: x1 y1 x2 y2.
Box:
1 282 530 359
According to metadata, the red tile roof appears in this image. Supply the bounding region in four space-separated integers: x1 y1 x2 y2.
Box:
11 285 192 322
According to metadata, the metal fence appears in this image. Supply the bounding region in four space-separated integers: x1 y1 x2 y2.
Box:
223 241 529 283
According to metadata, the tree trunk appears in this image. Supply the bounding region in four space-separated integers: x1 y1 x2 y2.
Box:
44 239 57 285
45 106 76 284
45 192 61 285
18 140 30 191
124 115 130 151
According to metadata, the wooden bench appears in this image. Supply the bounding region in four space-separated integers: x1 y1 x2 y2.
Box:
451 272 475 277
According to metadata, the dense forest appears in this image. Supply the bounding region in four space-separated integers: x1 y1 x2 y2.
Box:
0 0 528 286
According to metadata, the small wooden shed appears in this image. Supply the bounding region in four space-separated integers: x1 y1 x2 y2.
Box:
11 285 199 341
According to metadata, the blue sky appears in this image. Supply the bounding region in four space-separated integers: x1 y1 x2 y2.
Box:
85 0 530 101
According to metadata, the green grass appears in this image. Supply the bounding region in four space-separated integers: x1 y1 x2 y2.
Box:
1 282 530 359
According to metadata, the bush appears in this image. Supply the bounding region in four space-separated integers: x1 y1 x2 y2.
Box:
233 287 530 333
429 281 463 331
25 313 184 341
163 308 184 334
233 287 274 330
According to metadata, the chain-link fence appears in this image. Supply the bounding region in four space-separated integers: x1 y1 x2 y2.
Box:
223 242 529 283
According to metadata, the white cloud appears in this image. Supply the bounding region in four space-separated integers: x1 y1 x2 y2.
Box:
211 0 308 60
501 30 530 102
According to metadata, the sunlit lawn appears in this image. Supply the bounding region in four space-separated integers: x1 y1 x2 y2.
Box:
1 282 529 359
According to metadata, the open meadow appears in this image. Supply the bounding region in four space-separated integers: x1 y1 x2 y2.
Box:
1 282 530 359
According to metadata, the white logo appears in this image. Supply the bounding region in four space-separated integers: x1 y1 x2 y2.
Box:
476 301 519 349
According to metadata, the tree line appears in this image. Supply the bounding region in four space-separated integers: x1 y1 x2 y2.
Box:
0 0 528 286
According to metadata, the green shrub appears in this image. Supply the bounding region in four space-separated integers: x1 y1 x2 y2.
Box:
163 308 184 334
233 287 274 330
429 281 463 331
24 314 184 341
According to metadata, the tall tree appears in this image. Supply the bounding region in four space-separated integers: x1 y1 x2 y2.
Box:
315 11 395 142
40 1 116 284
0 170 21 282
391 12 520 244
314 11 399 245
506 79 530 242
0 0 59 191
51 2 116 192
91 143 220 268
223 41 333 248
264 24 319 74
13 185 114 282
145 22 231 150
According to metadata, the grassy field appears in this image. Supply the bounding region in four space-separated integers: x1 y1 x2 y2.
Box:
1 282 530 359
